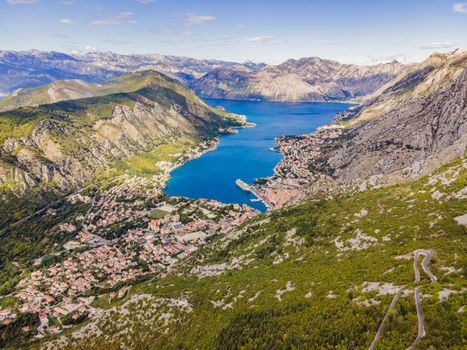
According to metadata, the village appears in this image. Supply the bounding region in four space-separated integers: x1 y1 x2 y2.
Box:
0 140 258 339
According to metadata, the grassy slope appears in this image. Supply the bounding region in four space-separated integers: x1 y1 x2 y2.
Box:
33 159 466 350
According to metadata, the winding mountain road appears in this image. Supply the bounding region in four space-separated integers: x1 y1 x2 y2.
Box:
406 249 436 350
368 249 437 350
413 249 437 283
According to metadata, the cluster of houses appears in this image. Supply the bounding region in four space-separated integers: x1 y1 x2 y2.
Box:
251 126 344 209
6 194 256 338
274 126 343 181
1 140 258 338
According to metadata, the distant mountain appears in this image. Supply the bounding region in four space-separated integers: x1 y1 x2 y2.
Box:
76 51 266 84
0 50 404 103
0 50 265 95
190 57 406 102
0 50 118 94
0 71 244 193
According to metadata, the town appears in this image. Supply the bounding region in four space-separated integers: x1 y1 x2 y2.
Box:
251 125 345 209
0 140 257 339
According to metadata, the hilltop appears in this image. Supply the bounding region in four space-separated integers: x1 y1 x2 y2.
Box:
0 70 245 196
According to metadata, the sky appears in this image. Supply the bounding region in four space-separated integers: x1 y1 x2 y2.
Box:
0 0 466 64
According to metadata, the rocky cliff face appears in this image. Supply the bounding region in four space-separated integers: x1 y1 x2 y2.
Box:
191 57 406 102
0 71 242 194
327 50 466 182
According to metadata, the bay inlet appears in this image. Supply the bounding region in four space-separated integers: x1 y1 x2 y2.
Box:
165 99 352 211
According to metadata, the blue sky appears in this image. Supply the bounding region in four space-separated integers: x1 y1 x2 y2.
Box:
0 0 466 64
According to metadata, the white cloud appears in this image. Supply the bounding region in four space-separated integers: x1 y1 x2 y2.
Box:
61 1 73 4
137 0 155 3
59 18 73 25
237 24 245 29
453 3 467 13
420 42 456 50
247 35 275 43
6 0 39 4
89 12 136 25
184 13 216 27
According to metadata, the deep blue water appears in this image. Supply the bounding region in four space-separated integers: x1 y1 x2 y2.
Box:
165 99 352 211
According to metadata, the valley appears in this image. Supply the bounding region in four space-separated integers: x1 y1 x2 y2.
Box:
0 49 465 350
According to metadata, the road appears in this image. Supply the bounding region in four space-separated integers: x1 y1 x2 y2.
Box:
368 285 407 350
406 249 436 350
413 249 437 283
368 249 437 350
406 286 425 350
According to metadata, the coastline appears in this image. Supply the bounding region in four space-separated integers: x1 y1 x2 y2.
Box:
249 105 355 210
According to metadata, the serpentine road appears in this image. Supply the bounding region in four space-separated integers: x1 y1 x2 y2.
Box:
368 249 437 350
406 249 436 350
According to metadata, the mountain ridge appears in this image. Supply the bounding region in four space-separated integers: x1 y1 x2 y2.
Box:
0 70 244 195
0 49 409 103
191 56 407 102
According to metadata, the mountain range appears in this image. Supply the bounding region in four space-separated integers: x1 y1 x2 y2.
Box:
0 50 264 96
191 57 406 102
0 50 405 103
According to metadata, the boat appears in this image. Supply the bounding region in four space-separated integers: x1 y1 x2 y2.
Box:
235 179 251 192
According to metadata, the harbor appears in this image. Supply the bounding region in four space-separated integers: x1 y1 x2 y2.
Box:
235 179 273 210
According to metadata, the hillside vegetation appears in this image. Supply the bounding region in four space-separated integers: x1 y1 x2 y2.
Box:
34 158 466 350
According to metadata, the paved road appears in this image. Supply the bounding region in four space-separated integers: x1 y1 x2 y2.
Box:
406 249 437 350
414 249 436 283
368 249 437 350
406 286 426 350
368 285 407 350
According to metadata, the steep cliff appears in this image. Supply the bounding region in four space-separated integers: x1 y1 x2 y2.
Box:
328 49 466 182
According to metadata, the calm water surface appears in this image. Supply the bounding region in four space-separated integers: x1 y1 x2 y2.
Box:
165 99 352 211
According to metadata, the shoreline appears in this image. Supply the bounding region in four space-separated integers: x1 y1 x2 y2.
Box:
164 101 353 212
206 97 358 105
